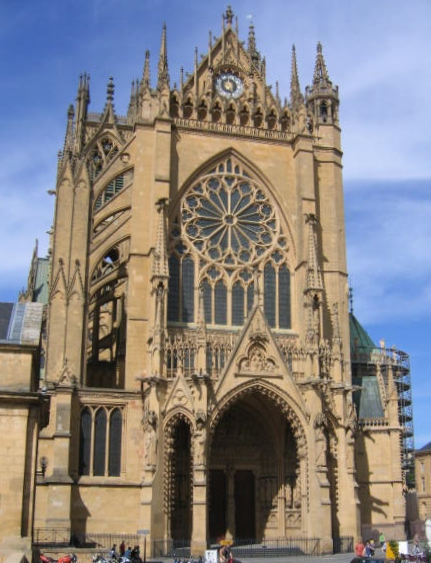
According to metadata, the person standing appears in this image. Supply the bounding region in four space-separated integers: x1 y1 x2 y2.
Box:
120 542 125 557
355 538 365 557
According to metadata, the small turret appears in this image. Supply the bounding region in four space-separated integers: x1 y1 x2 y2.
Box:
305 42 339 127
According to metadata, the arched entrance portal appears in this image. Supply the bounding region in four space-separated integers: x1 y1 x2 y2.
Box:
169 418 192 541
208 392 301 542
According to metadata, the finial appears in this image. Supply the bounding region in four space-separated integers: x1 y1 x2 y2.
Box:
224 6 234 26
349 286 354 313
106 76 114 103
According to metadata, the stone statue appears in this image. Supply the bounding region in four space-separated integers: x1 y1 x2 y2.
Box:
315 423 326 467
195 418 207 466
144 411 158 468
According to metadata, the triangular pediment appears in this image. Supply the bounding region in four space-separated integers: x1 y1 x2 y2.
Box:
164 373 194 415
215 305 307 415
182 25 277 110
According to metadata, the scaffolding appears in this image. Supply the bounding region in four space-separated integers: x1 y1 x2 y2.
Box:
351 341 415 486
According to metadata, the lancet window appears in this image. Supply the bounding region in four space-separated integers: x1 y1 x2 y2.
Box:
94 169 133 212
78 405 123 477
87 136 120 180
167 156 292 330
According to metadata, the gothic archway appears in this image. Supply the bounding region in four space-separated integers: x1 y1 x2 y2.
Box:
208 387 305 542
164 413 194 542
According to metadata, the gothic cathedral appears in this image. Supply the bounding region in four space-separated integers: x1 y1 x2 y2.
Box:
26 6 408 557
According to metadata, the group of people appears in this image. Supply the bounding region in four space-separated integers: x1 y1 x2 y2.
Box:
110 543 141 563
355 538 376 558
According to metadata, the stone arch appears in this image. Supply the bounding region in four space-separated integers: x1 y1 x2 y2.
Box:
163 409 195 540
207 380 308 540
210 380 307 455
171 147 297 261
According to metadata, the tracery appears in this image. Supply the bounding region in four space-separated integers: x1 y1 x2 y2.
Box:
168 155 292 330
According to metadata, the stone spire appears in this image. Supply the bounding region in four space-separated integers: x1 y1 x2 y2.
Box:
101 76 116 121
312 42 331 89
127 78 139 122
74 72 90 154
157 23 170 90
63 104 75 158
247 19 260 67
106 76 114 103
141 50 151 91
290 45 304 111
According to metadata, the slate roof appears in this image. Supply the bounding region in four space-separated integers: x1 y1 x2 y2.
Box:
0 302 43 345
418 441 431 452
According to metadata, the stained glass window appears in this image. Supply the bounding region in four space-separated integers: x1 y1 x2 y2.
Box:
168 156 292 330
109 409 122 476
214 280 227 325
182 173 279 269
279 264 291 329
79 406 123 478
182 256 195 322
93 408 107 476
264 263 276 327
79 407 91 476
168 256 180 322
232 282 244 326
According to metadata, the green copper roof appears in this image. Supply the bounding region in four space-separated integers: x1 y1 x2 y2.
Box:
350 312 384 419
350 312 376 351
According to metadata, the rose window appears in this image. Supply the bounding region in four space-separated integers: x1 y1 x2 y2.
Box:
181 174 279 267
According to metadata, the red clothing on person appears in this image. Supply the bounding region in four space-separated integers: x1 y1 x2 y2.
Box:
355 542 365 557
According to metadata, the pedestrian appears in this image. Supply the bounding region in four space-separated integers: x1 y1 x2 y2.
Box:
355 538 365 557
120 542 125 557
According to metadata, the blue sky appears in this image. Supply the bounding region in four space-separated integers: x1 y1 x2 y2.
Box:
1 0 431 447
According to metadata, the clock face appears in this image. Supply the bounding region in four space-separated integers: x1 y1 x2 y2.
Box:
215 73 244 99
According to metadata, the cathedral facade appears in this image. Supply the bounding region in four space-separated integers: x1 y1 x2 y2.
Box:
5 7 410 559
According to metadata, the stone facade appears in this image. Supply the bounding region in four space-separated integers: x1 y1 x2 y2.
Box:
0 8 410 561
416 443 431 523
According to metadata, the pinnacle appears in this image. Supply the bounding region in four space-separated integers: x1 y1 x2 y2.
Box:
224 6 234 26
106 76 114 103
